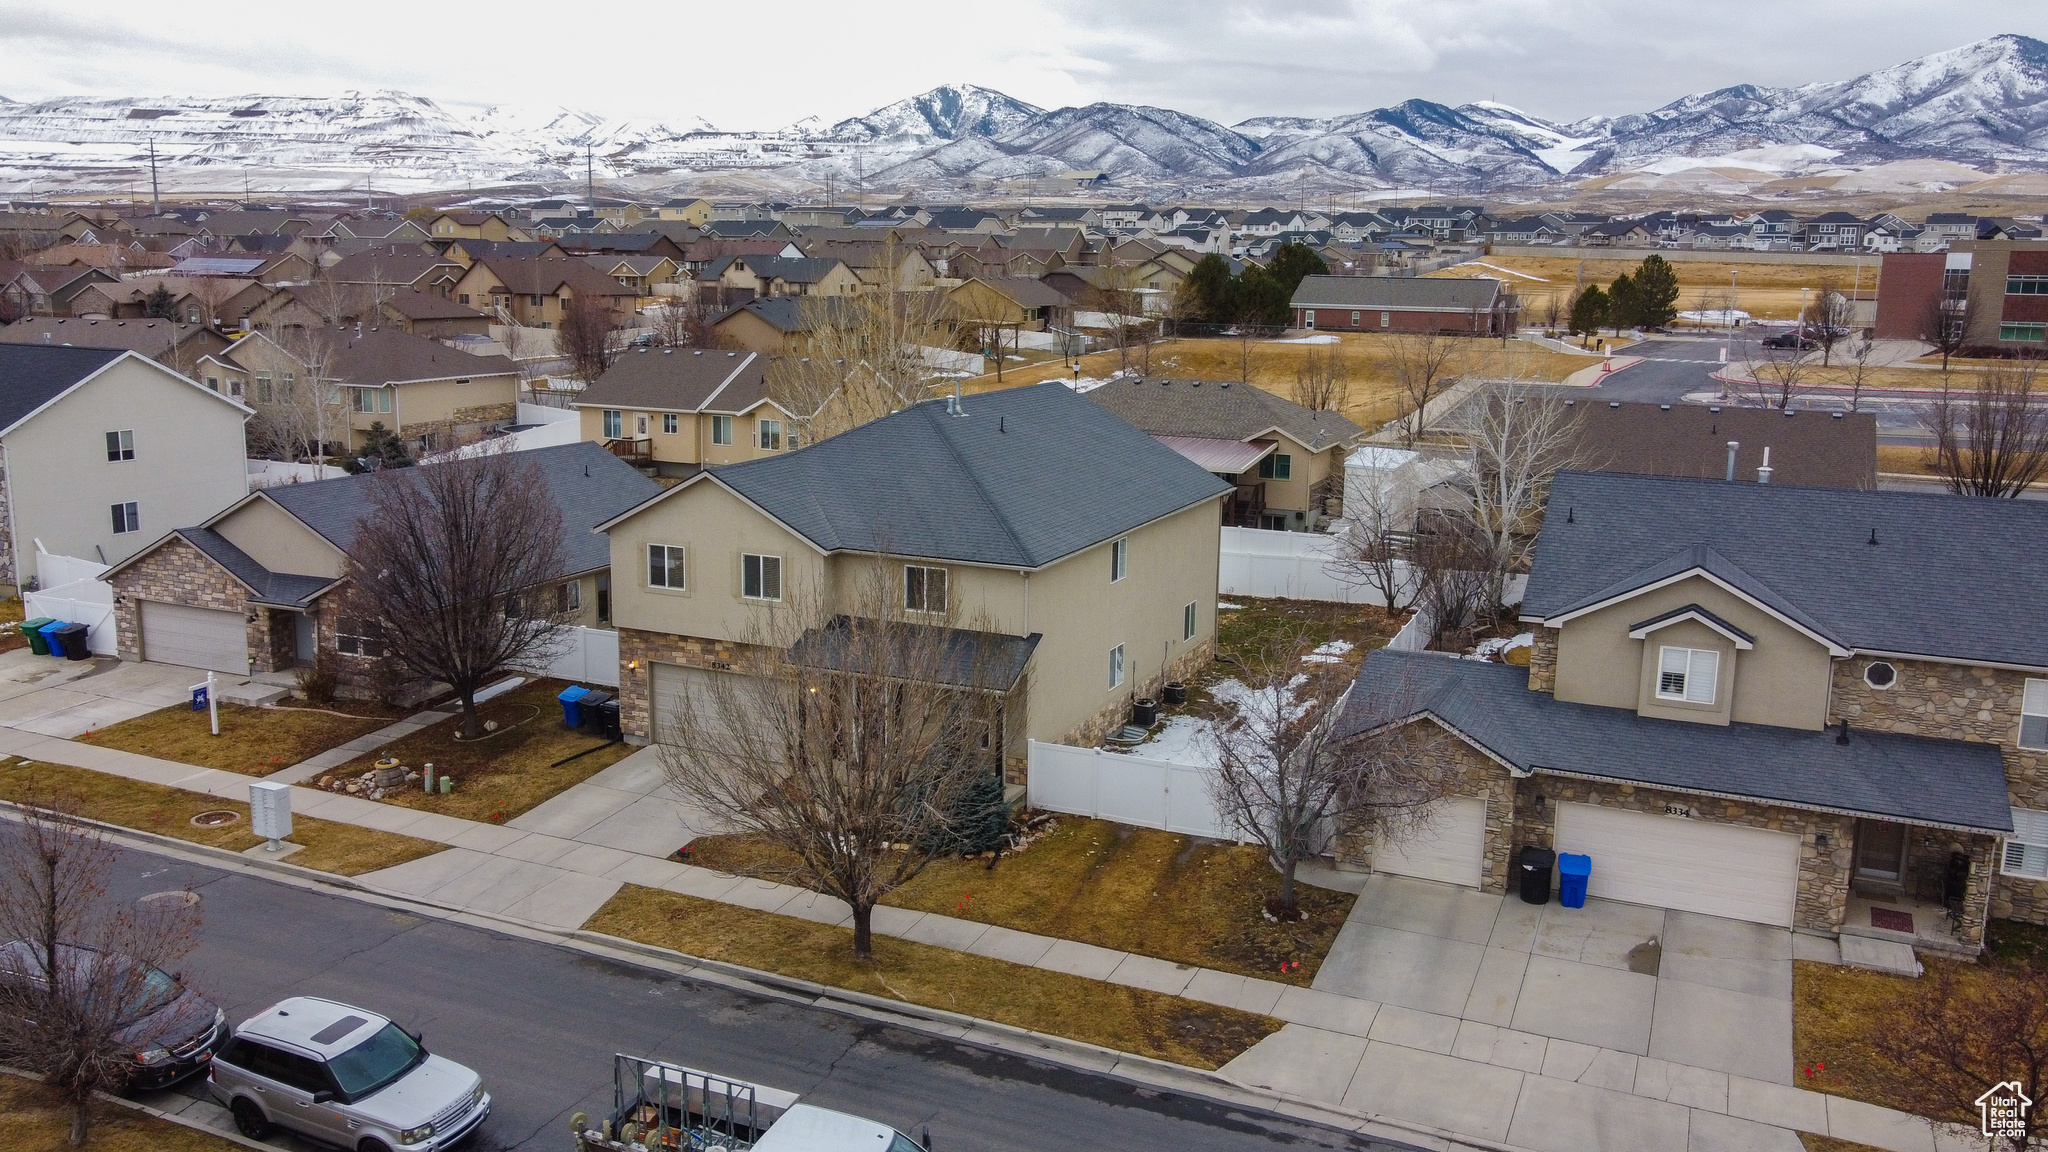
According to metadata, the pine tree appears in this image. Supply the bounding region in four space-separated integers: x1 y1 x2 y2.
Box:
144 285 178 321
1607 273 1640 333
1632 255 1681 329
1568 285 1609 337
1265 243 1329 301
1235 263 1292 327
915 771 1011 857
350 421 414 473
1187 254 1236 324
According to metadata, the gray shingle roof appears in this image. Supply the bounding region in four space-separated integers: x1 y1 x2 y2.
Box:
1525 471 2048 667
0 344 124 432
706 381 1231 568
267 440 660 577
788 617 1039 692
324 328 516 386
1086 376 1362 452
1338 650 2013 833
179 527 338 608
1289 275 1503 311
574 349 770 414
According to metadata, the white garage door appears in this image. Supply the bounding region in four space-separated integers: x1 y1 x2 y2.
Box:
1374 796 1487 887
139 601 247 675
1554 802 1801 927
649 662 769 753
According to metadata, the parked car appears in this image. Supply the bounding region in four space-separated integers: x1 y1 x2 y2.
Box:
1760 331 1817 349
209 996 489 1152
0 940 226 1090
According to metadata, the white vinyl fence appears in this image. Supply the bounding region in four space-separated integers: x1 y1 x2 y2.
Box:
527 626 619 687
1026 740 1244 840
1220 526 1413 606
25 551 114 655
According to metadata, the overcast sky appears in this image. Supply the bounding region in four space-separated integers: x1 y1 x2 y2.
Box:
0 1 2040 128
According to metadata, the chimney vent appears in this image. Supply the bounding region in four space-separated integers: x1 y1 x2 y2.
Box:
1836 719 1851 745
1725 441 1740 482
1757 446 1772 485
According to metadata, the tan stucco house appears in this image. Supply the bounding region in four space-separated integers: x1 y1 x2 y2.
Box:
595 382 1232 787
571 349 799 477
0 345 249 593
1336 470 2048 954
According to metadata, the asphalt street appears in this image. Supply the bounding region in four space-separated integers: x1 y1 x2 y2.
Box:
79 837 1407 1152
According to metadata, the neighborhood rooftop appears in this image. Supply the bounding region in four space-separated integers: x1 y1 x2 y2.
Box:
1085 375 1362 452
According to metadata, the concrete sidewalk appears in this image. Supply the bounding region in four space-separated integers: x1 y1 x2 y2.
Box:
0 709 1973 1152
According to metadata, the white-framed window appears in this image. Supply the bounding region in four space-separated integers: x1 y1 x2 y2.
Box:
1380 311 1391 328
1656 646 1719 705
758 418 783 450
1108 643 1126 690
1303 309 1315 329
2022 679 2048 751
1350 311 1360 326
710 415 733 445
663 413 678 434
105 430 134 461
335 616 387 658
1864 661 1897 690
2003 807 2048 878
256 373 273 403
1258 453 1292 481
110 502 139 534
647 543 686 589
1183 601 1197 641
602 410 622 438
742 553 782 601
635 414 649 436
557 580 581 614
1110 537 1128 582
904 565 947 613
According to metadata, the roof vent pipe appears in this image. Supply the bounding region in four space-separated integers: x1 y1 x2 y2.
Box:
1757 446 1772 485
1725 441 1739 482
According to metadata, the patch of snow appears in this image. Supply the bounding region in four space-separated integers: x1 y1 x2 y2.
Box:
1637 144 1844 176
1473 632 1535 661
1678 309 1752 325
1448 261 1548 282
1531 144 1604 174
1218 601 1243 610
1137 714 1217 767
1302 639 1354 664
1263 333 1340 344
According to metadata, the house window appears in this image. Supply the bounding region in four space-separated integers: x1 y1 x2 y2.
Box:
2021 679 2048 750
2000 323 2047 343
205 375 219 392
742 553 782 601
1656 646 1719 705
1110 537 1128 582
529 294 546 307
596 572 611 624
230 379 243 398
105 430 134 461
1351 311 1361 326
1303 310 1315 329
557 580 581 614
459 293 470 305
603 410 622 438
2003 807 2048 878
1380 311 1391 328
905 565 947 613
256 373 273 402
635 414 649 436
1108 644 1126 690
1258 453 1293 481
663 413 678 434
109 502 139 534
647 544 686 589
335 616 387 658
282 372 295 397
710 415 733 445
1183 601 1197 642
2007 275 2048 295
758 419 783 450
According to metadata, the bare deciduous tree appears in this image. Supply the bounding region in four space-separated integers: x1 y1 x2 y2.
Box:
1928 289 1974 371
649 291 713 349
1742 333 1812 410
1870 959 2048 1151
1382 330 1461 445
1924 359 2048 497
1205 633 1455 917
769 270 950 443
557 293 617 385
1086 260 1146 375
345 447 570 737
246 326 348 463
1811 277 1854 367
1840 334 1877 414
1459 380 1585 623
659 561 1010 958
0 794 203 1146
1292 342 1349 412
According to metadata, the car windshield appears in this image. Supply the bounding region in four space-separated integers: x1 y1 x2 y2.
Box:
326 1022 423 1099
106 966 180 1024
888 1134 924 1152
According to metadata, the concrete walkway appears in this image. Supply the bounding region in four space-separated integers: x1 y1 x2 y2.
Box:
262 709 446 784
0 680 1977 1152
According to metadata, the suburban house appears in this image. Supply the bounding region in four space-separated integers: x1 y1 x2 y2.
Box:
1541 400 1878 489
1290 275 1519 336
707 296 846 355
0 316 232 375
595 381 1231 786
101 440 659 684
699 255 861 301
0 345 249 592
1335 470 2048 953
324 249 467 297
1084 376 1363 530
428 212 528 242
571 349 801 476
449 257 638 328
946 277 1074 334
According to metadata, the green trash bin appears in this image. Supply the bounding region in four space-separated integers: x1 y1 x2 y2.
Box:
18 617 53 656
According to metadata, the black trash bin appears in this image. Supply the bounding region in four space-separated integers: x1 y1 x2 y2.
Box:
53 622 90 661
593 698 622 740
576 690 613 734
1517 845 1555 905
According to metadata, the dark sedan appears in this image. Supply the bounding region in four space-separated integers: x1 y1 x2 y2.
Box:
0 940 226 1090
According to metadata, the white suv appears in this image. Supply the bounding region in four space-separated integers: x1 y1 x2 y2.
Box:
208 996 489 1152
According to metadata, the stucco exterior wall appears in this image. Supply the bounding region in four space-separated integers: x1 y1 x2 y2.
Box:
213 496 345 580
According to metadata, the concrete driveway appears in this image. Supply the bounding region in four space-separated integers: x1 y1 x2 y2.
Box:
0 650 197 737
503 745 703 857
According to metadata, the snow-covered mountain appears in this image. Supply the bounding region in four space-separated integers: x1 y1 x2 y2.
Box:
1 38 2045 197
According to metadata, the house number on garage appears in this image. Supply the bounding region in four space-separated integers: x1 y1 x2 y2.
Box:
1664 803 1696 818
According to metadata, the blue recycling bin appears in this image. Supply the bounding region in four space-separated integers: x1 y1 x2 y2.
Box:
37 619 66 656
1557 853 1591 909
558 684 590 728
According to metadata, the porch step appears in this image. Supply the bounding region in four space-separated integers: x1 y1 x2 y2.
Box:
218 681 288 706
1839 934 1922 977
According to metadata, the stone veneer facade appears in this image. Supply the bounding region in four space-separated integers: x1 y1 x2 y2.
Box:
1525 627 1558 693
0 461 14 593
108 537 288 673
1334 730 1518 895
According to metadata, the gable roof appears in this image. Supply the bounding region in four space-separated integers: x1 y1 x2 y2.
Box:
1541 399 1877 490
0 344 125 431
574 349 773 415
1290 275 1504 311
379 290 490 322
612 381 1230 568
1085 376 1363 452
0 317 218 353
1524 471 2048 668
473 257 634 297
324 328 516 386
325 249 463 285
1337 651 2012 833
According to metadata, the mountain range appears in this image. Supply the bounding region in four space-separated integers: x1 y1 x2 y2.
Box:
1 35 2045 199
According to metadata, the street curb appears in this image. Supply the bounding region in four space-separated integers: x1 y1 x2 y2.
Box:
0 798 374 893
1 1063 273 1152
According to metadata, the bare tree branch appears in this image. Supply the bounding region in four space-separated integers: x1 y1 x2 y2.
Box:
1924 358 2048 497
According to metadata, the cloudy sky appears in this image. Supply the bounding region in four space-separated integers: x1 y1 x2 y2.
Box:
0 1 2039 128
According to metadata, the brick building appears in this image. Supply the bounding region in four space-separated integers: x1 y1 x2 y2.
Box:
1289 275 1517 336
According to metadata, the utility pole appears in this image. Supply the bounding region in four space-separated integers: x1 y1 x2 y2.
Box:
148 136 161 217
586 145 595 211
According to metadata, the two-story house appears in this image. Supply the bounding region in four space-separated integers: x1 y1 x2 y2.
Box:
449 258 638 329
0 345 250 593
571 349 801 477
102 440 658 684
596 382 1231 787
1335 471 2044 952
1084 376 1363 530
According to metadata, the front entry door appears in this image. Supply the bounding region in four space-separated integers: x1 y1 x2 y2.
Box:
1855 820 1907 883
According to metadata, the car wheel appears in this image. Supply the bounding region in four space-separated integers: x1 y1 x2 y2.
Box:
231 1098 271 1139
358 1139 394 1152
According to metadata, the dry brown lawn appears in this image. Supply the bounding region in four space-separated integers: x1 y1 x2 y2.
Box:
77 702 394 776
0 597 27 655
316 678 632 824
0 1071 246 1152
585 884 1283 1069
1874 445 1938 477
0 756 443 876
1799 1136 1892 1152
1430 254 1882 322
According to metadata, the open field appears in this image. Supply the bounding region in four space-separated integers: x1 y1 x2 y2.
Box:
963 334 1603 433
1429 254 1880 322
